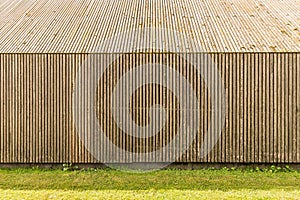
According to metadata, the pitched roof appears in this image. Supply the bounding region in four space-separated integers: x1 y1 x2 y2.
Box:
0 0 299 53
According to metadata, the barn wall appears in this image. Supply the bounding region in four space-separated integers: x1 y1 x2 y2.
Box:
0 53 299 163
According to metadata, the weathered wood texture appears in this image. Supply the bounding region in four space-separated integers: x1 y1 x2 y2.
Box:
0 0 299 163
0 53 299 163
0 0 299 53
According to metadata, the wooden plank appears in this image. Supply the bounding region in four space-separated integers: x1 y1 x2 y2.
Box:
17 54 22 162
263 54 273 162
289 53 295 163
232 53 237 162
238 53 244 163
225 53 231 162
33 54 38 163
236 53 241 162
273 53 279 163
221 53 227 163
0 54 6 162
280 53 285 162
249 54 258 162
297 53 300 162
0 54 3 162
269 53 274 163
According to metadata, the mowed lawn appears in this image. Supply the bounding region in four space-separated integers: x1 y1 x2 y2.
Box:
0 167 300 199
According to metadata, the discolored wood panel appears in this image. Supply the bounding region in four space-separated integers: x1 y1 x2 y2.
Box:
0 52 299 164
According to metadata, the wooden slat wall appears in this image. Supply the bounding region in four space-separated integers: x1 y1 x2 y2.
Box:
0 52 299 163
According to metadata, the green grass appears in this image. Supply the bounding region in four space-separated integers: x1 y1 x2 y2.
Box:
2 189 300 200
0 167 300 199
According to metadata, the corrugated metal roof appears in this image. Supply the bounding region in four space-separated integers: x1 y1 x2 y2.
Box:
0 0 299 53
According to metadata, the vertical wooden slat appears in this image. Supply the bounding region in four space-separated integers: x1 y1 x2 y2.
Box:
193 53 198 163
282 53 287 162
41 54 45 162
260 52 264 163
205 53 210 162
17 54 22 162
274 53 279 163
253 53 258 163
285 53 290 163
289 53 294 163
160 53 164 162
280 53 285 162
264 54 273 162
1 54 6 162
261 53 266 162
71 54 76 163
212 53 218 163
212 53 218 162
269 53 274 163
0 54 3 162
241 53 246 163
34 54 39 162
225 53 231 162
250 52 254 163
11 54 16 162
292 53 298 162
53 53 57 162
221 53 226 163
34 54 39 163
59 54 63 163
46 54 51 162
296 52 299 163
235 53 240 162
7 54 12 163
231 53 237 162
185 53 190 162
245 53 249 163
277 53 282 163
68 54 72 162
26 54 33 162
